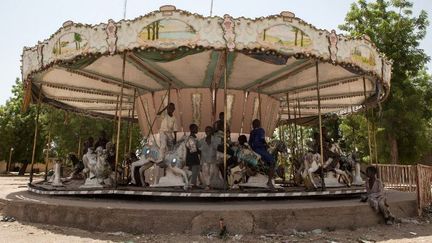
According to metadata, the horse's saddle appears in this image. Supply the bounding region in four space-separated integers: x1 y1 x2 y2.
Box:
236 148 261 167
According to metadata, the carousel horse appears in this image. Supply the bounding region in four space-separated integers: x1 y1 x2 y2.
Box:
81 144 114 187
232 139 287 188
325 142 352 186
300 152 325 190
300 142 352 190
66 153 85 180
136 137 190 190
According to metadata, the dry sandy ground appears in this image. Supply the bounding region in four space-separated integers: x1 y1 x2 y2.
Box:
1 209 431 243
0 176 431 242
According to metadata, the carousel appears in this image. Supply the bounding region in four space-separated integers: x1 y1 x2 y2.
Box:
22 5 391 198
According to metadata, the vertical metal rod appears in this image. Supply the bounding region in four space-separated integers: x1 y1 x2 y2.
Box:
286 93 295 179
363 76 373 164
286 93 293 152
128 89 137 153
297 99 304 154
293 98 298 156
123 109 131 181
223 51 228 190
30 84 43 183
112 95 120 143
210 0 214 16
316 61 324 167
372 111 379 165
115 52 127 187
44 130 51 181
258 91 262 120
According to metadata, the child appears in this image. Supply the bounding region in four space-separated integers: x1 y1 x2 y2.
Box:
249 119 275 189
199 126 219 190
186 123 200 189
362 166 397 225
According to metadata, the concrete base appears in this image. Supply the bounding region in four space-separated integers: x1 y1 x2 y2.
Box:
1 189 417 235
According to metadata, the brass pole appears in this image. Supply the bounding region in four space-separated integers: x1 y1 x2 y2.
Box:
286 93 293 153
315 61 325 190
286 93 295 179
297 99 304 154
128 89 137 153
115 52 127 187
44 130 51 181
30 84 43 183
223 51 228 190
363 77 373 164
293 98 298 156
112 95 120 143
372 110 379 165
258 90 262 120
77 135 82 156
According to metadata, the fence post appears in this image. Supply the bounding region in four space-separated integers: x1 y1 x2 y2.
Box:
415 164 422 216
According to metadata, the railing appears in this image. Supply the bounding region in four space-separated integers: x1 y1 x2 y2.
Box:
376 164 432 216
377 164 417 192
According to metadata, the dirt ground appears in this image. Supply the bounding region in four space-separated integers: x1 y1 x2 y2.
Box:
0 176 431 242
0 217 431 243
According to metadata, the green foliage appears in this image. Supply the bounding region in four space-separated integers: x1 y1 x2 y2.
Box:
0 79 142 165
339 0 432 163
0 79 44 163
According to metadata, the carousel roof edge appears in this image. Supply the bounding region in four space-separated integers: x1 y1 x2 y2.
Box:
21 5 392 79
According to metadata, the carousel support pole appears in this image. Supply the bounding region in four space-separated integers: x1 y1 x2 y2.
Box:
112 95 120 143
30 84 43 184
44 130 51 181
293 99 299 156
77 135 81 156
297 99 304 154
128 89 137 153
315 61 325 191
126 90 137 180
258 90 262 120
363 77 373 164
114 52 127 187
223 50 228 190
123 109 131 181
372 110 379 165
286 93 295 178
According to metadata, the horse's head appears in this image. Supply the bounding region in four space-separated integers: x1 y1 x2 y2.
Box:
268 140 288 160
329 142 343 155
164 139 187 167
140 144 160 161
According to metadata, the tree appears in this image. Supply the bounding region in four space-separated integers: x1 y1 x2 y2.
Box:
0 79 45 165
339 0 431 163
0 79 142 170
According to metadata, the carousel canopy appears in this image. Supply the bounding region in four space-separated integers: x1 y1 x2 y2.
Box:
21 5 391 134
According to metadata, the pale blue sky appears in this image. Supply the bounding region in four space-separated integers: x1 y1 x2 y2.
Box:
0 0 430 105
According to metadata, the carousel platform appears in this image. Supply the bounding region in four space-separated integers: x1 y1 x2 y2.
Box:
28 179 366 199
0 176 417 235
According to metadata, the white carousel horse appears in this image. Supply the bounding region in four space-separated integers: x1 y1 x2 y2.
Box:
135 137 190 190
300 142 353 190
325 143 352 187
81 145 114 187
301 152 323 189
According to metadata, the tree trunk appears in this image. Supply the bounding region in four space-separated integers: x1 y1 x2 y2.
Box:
388 133 398 164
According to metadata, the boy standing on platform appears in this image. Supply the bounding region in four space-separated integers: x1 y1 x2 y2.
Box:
186 123 200 189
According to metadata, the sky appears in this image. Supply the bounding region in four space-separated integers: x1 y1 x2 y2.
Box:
0 0 431 106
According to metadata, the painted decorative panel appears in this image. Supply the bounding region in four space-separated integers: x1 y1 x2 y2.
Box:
138 19 196 43
260 24 312 49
